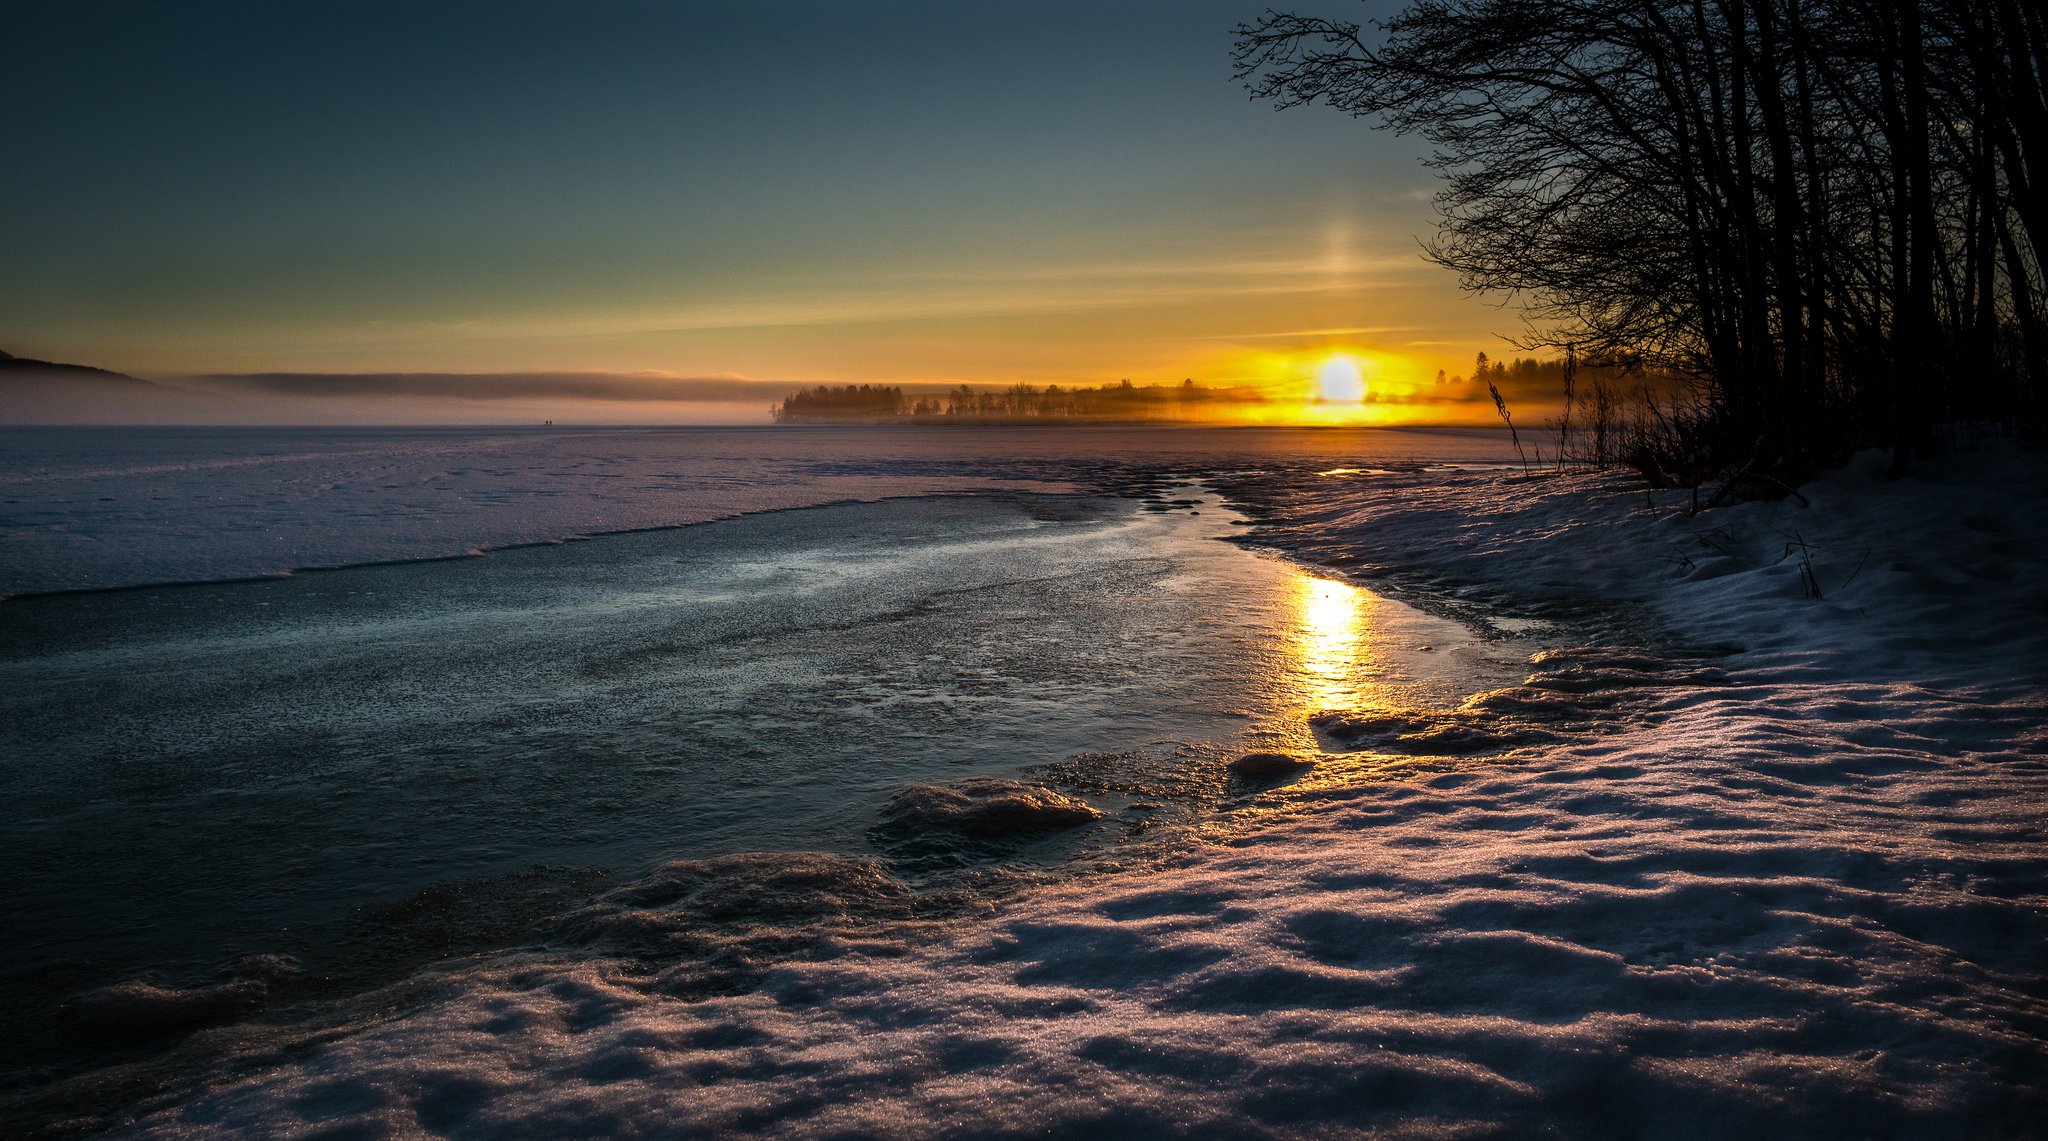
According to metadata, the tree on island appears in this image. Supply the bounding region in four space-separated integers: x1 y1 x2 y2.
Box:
771 384 907 421
1236 0 2045 487
773 379 1262 423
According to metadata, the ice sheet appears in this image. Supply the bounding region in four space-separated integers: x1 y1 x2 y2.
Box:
0 424 1513 596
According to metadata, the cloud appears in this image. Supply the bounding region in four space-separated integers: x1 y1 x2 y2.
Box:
1203 325 1430 341
188 371 795 403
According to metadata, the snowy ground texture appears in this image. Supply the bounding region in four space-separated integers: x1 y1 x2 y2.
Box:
124 443 2047 1138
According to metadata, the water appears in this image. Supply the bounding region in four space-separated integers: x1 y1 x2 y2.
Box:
0 469 1532 1103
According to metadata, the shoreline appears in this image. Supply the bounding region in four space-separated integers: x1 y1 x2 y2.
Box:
11 439 2045 1137
2 466 1569 1135
123 440 2048 1138
5 478 1553 1136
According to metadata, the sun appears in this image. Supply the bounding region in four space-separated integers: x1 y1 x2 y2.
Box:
1315 355 1366 403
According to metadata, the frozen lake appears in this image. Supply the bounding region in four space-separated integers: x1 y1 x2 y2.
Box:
0 423 1516 596
0 426 1536 1110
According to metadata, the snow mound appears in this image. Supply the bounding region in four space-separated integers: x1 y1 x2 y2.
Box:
557 852 913 946
552 853 920 997
878 778 1104 837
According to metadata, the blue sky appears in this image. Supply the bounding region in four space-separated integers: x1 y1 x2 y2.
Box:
2 0 1506 397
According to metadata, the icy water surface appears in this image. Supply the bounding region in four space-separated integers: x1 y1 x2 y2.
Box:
0 423 1519 596
0 484 1533 1100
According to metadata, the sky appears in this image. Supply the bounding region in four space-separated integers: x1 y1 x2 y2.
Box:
0 0 1528 419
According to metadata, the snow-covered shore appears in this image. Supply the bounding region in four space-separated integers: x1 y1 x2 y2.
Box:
118 443 2048 1138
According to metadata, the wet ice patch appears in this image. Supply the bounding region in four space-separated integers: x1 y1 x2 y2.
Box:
1308 645 1735 759
552 852 922 998
1308 706 1555 758
68 981 267 1040
878 778 1104 838
557 852 914 951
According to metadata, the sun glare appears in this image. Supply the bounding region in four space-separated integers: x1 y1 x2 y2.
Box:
1315 355 1366 403
1295 575 1363 710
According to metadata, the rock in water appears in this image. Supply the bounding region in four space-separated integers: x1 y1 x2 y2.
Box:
1229 751 1317 778
881 778 1102 837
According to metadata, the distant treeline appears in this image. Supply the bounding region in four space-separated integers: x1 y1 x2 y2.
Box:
1439 352 1597 389
773 379 1260 423
1240 0 2048 484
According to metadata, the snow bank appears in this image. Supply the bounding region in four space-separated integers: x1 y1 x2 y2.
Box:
118 443 2048 1138
1228 443 2048 686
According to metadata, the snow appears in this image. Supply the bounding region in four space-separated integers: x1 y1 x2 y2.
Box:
88 440 2048 1136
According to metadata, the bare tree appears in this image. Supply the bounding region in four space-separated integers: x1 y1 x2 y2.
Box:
1236 0 2044 483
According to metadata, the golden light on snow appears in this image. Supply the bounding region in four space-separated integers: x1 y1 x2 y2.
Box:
1315 354 1367 403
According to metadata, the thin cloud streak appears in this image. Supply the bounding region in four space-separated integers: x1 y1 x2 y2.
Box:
1203 325 1434 341
187 372 790 403
397 253 1442 342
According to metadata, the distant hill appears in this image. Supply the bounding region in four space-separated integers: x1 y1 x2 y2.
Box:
0 348 227 424
0 348 164 385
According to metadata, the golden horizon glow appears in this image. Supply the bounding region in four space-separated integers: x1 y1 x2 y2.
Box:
8 238 1515 427
9 291 1533 427
1148 343 1512 427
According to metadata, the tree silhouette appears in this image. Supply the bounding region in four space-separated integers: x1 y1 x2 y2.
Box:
1236 0 2045 482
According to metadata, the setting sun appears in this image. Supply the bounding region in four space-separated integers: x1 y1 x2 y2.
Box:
1315 355 1366 403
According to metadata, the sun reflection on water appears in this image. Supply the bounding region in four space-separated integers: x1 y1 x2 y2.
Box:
1294 575 1371 712
1268 568 1537 776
